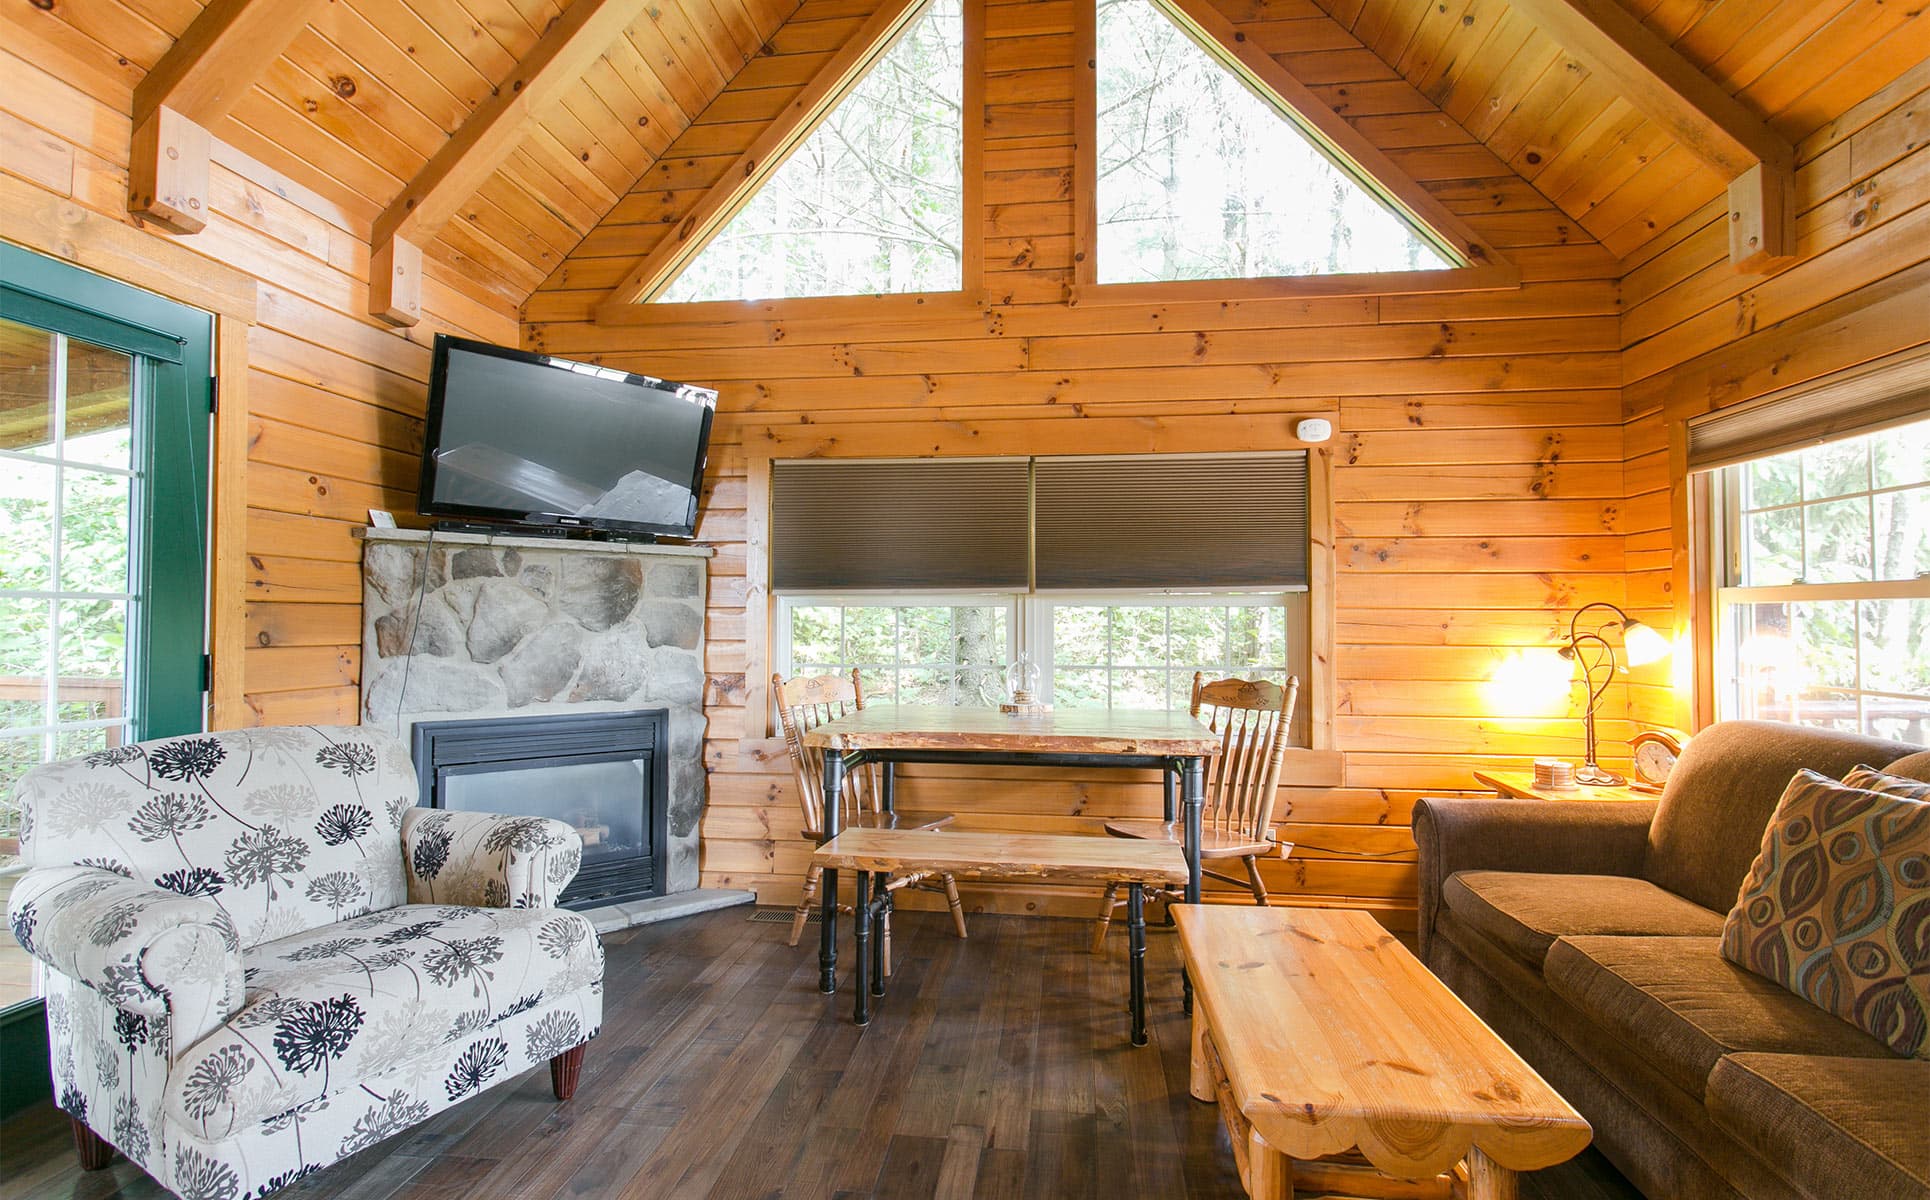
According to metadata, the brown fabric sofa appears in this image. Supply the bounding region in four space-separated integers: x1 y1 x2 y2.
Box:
1415 721 1930 1200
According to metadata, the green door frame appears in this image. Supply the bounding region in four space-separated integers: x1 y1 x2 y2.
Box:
0 243 214 1117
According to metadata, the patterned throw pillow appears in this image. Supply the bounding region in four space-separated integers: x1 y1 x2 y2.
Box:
1720 768 1930 1058
1846 764 1930 801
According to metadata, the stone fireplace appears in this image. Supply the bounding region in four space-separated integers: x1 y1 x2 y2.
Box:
358 527 712 905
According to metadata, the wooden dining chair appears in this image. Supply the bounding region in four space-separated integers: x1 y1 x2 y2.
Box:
1091 672 1300 952
774 670 969 966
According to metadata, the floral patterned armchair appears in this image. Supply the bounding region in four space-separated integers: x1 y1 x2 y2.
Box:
5 725 603 1199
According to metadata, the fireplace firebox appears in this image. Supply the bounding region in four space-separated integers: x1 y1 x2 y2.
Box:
412 710 669 910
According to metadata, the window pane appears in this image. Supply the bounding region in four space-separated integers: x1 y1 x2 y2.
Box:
955 668 1003 707
60 469 131 594
1055 668 1108 709
0 459 55 590
56 598 126 681
1054 606 1108 663
62 338 132 464
900 668 953 705
1873 424 1930 488
0 597 48 678
1742 506 1801 585
1801 439 1868 500
0 319 54 453
1111 668 1166 710
1802 497 1870 583
1874 490 1930 581
658 0 962 302
1861 598 1930 698
1112 607 1166 665
1096 0 1449 281
901 607 955 664
789 606 841 664
843 607 895 663
1744 450 1801 508
1169 605 1225 664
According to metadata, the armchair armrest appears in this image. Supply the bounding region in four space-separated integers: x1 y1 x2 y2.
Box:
7 865 245 1050
401 809 583 908
1411 797 1656 958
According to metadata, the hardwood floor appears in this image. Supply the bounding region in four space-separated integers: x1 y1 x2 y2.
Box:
0 908 1641 1200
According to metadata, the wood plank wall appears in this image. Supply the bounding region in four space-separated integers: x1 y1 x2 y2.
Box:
527 0 1632 923
1 19 519 730
1618 60 1930 729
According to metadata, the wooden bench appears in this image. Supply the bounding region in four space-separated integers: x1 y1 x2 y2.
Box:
810 828 1188 1043
1174 906 1591 1200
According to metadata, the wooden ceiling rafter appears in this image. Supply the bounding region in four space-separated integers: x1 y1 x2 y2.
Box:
596 0 936 313
1065 0 1517 305
1489 0 1796 271
128 0 332 235
368 0 660 327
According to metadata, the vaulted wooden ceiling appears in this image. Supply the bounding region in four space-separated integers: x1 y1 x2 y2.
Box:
23 0 1926 315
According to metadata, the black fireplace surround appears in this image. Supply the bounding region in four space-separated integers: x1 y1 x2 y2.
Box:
412 710 670 910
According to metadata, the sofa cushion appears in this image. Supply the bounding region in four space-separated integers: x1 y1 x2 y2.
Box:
1545 936 1895 1099
165 903 602 1137
1644 721 1922 916
1441 870 1725 969
1719 769 1930 1057
1707 1053 1930 1200
1884 750 1930 782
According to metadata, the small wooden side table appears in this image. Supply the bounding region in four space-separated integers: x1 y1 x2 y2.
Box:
1474 769 1652 804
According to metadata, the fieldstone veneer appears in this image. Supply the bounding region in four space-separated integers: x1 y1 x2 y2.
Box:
357 527 712 893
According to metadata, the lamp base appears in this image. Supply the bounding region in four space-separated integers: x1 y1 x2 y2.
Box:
1574 763 1627 787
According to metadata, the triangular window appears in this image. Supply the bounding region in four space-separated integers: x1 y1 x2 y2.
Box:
1096 0 1452 283
657 0 964 303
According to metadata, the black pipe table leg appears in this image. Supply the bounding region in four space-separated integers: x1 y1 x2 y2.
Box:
1128 882 1148 1047
870 874 888 998
1181 754 1205 1015
1163 769 1176 823
853 872 872 1026
819 750 847 995
881 761 895 815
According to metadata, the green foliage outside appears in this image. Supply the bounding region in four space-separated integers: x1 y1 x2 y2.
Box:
1095 0 1448 282
661 0 964 302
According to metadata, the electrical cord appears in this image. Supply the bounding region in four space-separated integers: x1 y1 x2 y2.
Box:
393 527 435 738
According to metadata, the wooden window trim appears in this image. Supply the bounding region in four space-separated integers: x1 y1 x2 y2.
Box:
739 413 1339 762
1069 0 1517 305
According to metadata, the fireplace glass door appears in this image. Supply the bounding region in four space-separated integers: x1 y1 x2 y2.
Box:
441 753 649 870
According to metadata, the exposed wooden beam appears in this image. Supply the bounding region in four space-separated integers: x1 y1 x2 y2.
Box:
128 0 327 234
599 0 933 311
369 0 654 325
1069 0 1512 301
1501 0 1795 270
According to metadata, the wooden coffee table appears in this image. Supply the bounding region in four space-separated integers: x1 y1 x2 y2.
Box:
1174 906 1591 1199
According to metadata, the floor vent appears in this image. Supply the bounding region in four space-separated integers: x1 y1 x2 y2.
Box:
748 908 815 924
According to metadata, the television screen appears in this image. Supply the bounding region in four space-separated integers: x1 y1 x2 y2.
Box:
419 336 717 538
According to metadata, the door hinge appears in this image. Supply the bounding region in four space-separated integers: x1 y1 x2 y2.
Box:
200 653 212 693
208 377 219 416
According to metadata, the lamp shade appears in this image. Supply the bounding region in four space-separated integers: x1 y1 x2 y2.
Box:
1621 618 1670 667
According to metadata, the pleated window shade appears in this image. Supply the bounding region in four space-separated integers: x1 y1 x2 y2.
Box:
771 458 1031 590
1686 348 1930 472
1033 453 1309 589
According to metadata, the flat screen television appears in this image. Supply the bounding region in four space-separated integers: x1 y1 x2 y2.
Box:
418 335 717 540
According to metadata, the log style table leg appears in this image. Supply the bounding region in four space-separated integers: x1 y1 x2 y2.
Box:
1189 1005 1214 1102
1466 1146 1517 1200
1128 882 1148 1046
853 870 872 1026
1245 1132 1294 1200
819 751 845 995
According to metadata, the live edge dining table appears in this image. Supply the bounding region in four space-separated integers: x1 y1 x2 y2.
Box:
801 705 1222 1010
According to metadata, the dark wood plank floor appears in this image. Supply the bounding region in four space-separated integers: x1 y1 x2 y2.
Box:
1 908 1641 1200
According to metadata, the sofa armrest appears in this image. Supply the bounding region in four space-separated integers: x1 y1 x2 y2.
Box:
7 865 245 1050
400 809 583 908
1412 797 1656 958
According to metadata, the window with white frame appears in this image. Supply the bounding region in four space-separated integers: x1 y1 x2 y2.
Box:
775 592 1304 715
1713 414 1930 742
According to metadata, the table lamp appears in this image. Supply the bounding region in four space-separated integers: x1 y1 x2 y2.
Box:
1560 602 1670 786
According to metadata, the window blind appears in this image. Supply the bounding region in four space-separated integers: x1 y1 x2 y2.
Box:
1033 452 1309 589
1686 347 1930 472
770 458 1031 590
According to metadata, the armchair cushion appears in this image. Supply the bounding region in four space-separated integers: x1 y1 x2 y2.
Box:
1411 796 1655 955
9 865 244 1051
165 903 602 1138
401 810 583 909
